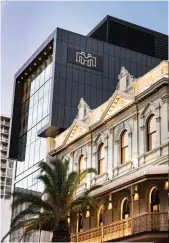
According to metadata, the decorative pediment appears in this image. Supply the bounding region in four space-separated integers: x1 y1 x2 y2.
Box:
101 91 134 121
140 102 159 117
63 119 89 146
76 98 91 120
94 132 105 145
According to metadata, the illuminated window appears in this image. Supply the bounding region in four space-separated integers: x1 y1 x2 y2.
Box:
98 206 104 226
79 155 84 183
98 144 104 175
147 115 156 151
150 187 160 212
121 198 130 220
77 213 83 233
121 131 128 164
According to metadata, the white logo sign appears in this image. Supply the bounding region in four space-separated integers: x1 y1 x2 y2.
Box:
76 52 96 67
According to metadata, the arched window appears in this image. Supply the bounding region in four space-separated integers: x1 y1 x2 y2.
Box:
121 198 130 220
79 155 84 183
98 144 104 175
150 187 160 212
121 131 128 164
79 155 84 173
77 213 83 233
147 115 156 151
98 206 104 226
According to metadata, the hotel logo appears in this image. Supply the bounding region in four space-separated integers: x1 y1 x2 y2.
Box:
67 47 103 72
76 52 96 68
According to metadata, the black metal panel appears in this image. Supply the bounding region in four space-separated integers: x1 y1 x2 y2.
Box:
88 15 168 60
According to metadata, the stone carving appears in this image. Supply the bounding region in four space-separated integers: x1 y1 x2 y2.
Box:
161 93 169 104
118 66 129 79
117 66 134 91
77 98 91 120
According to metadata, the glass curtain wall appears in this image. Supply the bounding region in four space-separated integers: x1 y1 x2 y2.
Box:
10 54 53 242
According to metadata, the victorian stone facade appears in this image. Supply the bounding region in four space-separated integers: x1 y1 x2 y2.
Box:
47 61 169 242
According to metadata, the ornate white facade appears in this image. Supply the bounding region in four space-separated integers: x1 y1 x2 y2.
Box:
47 61 169 242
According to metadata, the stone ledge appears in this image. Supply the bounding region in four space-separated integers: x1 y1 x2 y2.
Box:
112 160 133 179
91 172 110 186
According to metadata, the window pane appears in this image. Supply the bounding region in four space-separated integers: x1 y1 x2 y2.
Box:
37 98 43 124
38 86 44 100
32 103 38 127
34 139 40 165
42 93 49 118
27 107 33 130
33 91 39 105
39 70 45 87
30 78 35 96
122 147 128 164
99 144 104 160
148 115 156 133
99 159 103 174
122 131 128 147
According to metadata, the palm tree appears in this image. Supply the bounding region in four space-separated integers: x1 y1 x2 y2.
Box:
2 157 99 242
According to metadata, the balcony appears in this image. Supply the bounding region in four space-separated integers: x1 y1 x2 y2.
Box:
0 146 7 151
1 121 9 127
91 172 110 186
1 130 9 135
1 164 6 168
71 212 168 242
0 138 8 143
1 172 6 177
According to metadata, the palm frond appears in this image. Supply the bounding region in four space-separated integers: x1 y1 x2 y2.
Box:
12 191 53 212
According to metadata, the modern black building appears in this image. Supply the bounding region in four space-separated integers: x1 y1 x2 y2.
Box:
8 16 168 241
9 15 168 162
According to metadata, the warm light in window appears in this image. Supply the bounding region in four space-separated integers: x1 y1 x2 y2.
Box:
25 73 27 75
29 68 32 71
134 185 139 201
17 81 20 84
108 194 112 210
86 206 90 218
44 52 47 55
34 63 36 66
134 192 139 201
153 205 159 212
21 77 23 80
164 180 168 190
67 212 70 224
39 57 41 60
49 46 52 49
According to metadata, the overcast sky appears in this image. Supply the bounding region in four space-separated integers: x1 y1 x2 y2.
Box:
1 1 168 117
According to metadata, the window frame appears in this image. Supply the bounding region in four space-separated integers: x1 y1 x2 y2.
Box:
147 115 156 152
121 197 130 220
149 187 160 212
98 143 104 175
121 130 128 164
78 155 85 184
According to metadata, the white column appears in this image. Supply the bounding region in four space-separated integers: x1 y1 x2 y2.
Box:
108 128 114 173
155 106 161 148
160 94 169 144
114 139 119 167
128 132 132 160
139 115 145 155
132 113 138 168
103 134 109 173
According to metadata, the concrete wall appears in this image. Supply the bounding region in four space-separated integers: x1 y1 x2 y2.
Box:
0 198 12 242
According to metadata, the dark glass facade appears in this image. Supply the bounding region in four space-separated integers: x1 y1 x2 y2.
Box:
8 16 167 242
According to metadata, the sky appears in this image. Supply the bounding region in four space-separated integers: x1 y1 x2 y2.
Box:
1 0 168 117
